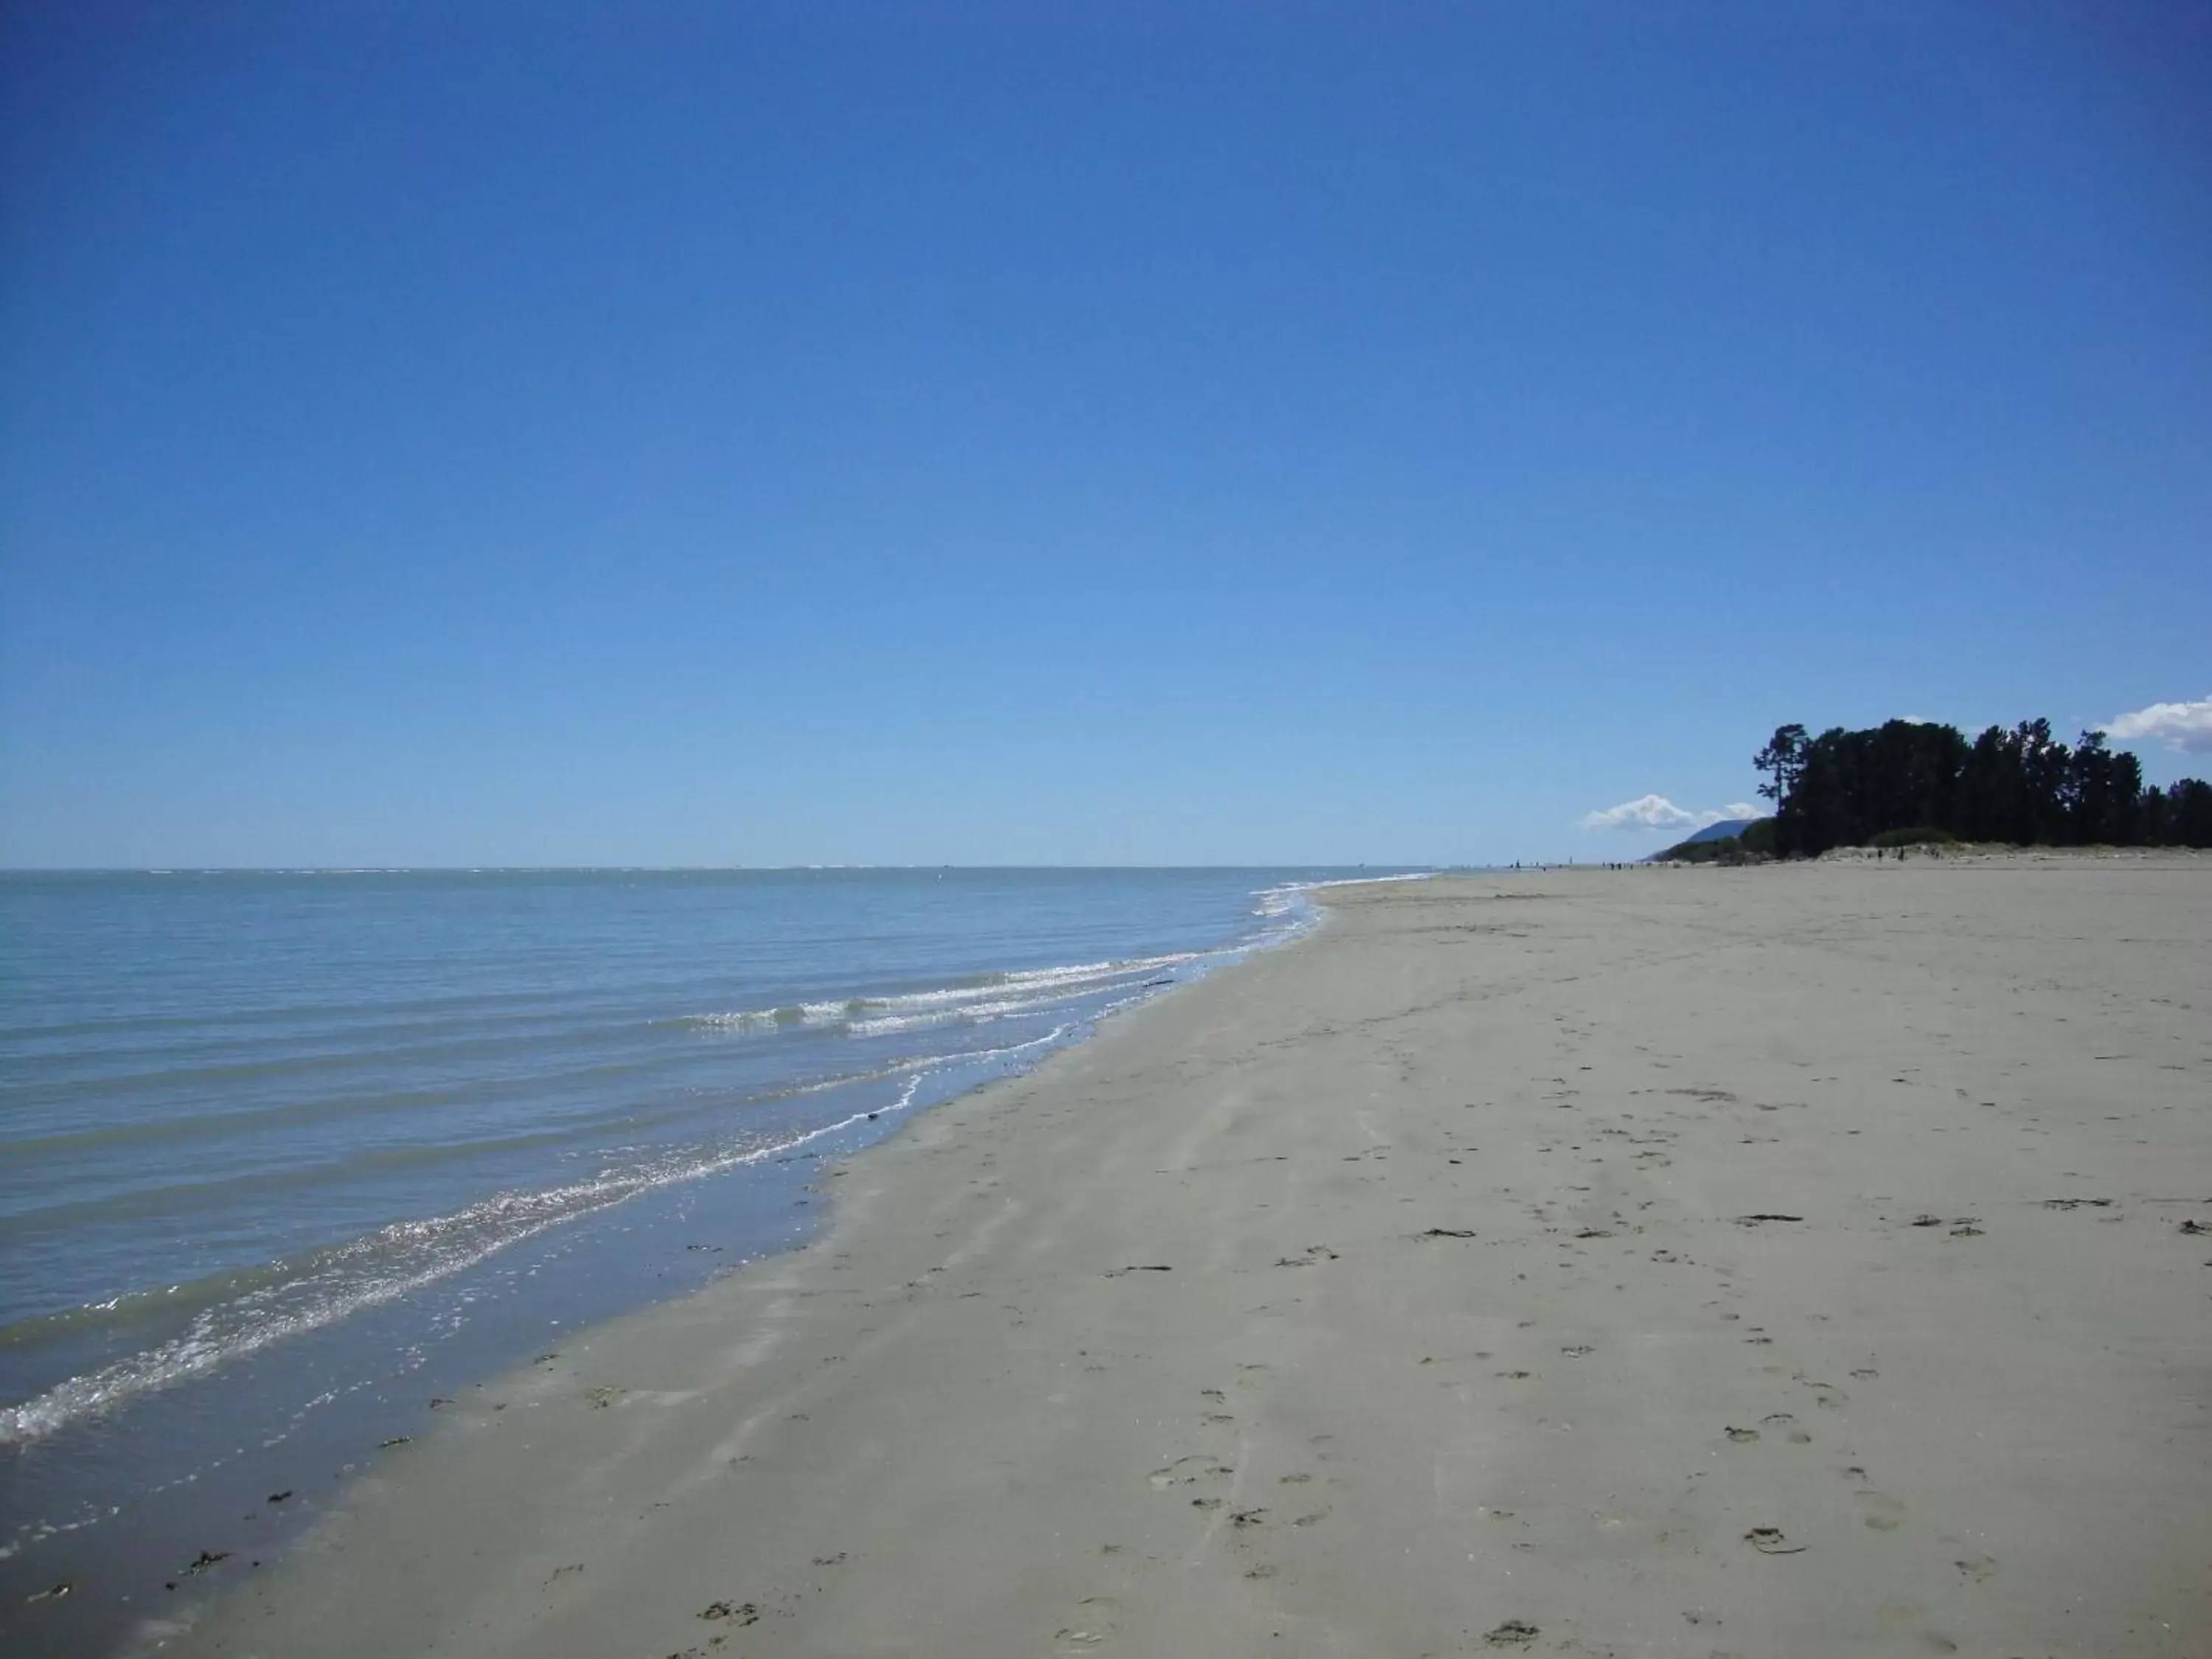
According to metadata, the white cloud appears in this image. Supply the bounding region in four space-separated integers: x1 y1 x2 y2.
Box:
2103 695 2212 755
1580 795 1697 832
1579 795 1763 833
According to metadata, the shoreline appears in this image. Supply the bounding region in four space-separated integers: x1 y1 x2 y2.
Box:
137 890 1364 1650
4 872 1380 1658
158 858 2212 1657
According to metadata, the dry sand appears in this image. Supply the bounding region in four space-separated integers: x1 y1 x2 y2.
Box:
166 859 2212 1658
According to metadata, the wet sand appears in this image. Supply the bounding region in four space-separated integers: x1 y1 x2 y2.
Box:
164 859 2212 1658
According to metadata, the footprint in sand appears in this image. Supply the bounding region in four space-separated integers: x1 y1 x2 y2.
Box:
1855 1489 1907 1531
1055 1595 1120 1649
1148 1456 1231 1489
1953 1553 1996 1582
1725 1426 1760 1443
1761 1413 1812 1444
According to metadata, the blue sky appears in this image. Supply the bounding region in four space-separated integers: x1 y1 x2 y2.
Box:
4 1 2208 866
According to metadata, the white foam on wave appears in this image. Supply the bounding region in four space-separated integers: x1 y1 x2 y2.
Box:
1251 869 1436 926
691 1003 846 1032
687 953 1198 1036
778 1022 1075 1096
844 981 1156 1037
0 1068 945 1450
1 887 1377 1452
1306 870 1439 891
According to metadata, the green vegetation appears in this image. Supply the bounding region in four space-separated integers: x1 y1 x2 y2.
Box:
1653 834 1745 863
1749 719 2212 857
1868 827 1958 849
1652 817 1781 865
1655 823 1787 872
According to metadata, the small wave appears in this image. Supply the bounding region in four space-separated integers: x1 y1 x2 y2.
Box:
0 999 1117 1450
691 1003 848 1032
776 1022 1075 1096
844 984 1147 1038
1248 871 1436 936
1307 870 1438 891
0 890 1359 1451
0 1078 933 1450
684 953 1198 1036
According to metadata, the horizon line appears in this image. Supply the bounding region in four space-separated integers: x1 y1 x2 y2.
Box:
0 861 1481 876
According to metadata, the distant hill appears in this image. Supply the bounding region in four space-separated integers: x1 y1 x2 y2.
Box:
1680 817 1761 846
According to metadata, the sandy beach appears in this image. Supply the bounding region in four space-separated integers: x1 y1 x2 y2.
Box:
164 860 2212 1659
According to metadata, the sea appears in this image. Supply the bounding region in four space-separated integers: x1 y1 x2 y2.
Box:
0 866 1422 1653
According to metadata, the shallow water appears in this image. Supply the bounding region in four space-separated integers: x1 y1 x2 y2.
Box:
0 866 1415 1652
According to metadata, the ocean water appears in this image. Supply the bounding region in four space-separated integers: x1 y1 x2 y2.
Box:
0 866 1413 1652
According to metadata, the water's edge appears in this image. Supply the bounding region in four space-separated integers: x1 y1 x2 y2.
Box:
137 896 1352 1655
4 874 1433 1658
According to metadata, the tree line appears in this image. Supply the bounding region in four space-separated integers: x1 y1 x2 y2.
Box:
1740 718 2212 857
